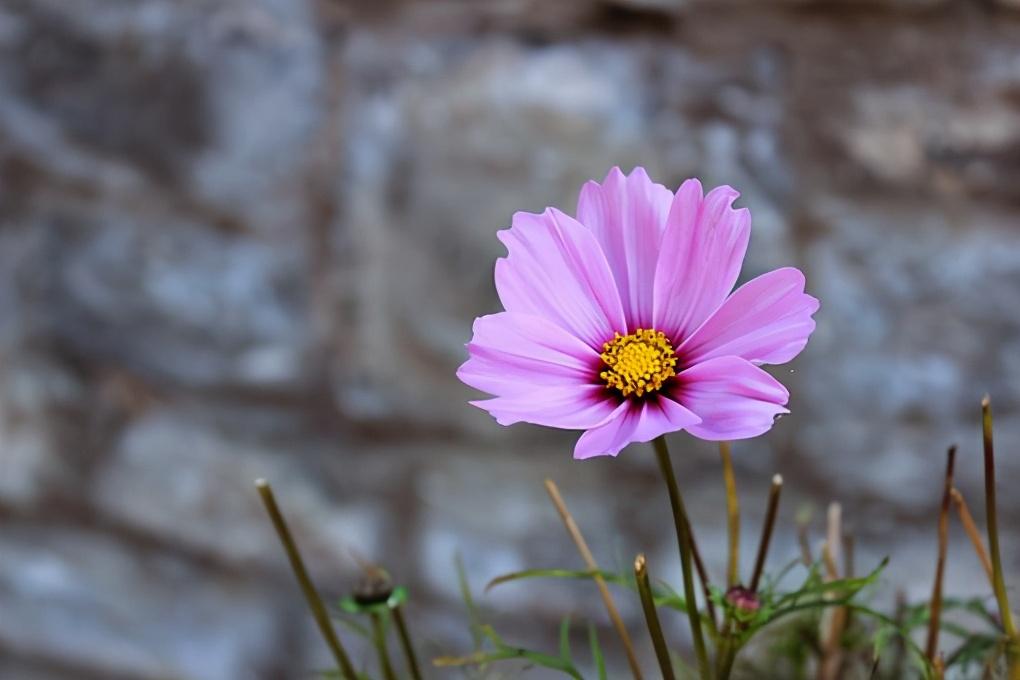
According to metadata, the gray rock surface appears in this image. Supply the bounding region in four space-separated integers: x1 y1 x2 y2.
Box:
1 0 1019 677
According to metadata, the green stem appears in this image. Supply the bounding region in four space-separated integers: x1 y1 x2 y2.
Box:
635 554 677 680
393 605 424 680
255 480 358 680
372 612 398 680
653 436 710 680
982 397 1017 638
719 442 740 589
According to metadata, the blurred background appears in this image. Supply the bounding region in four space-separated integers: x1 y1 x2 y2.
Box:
2 0 1020 677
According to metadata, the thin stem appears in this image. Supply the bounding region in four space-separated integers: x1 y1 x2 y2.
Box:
686 515 719 635
749 475 783 593
818 503 845 680
926 446 957 661
950 488 994 586
653 436 710 680
797 513 813 567
371 612 398 680
635 554 677 680
544 479 643 680
719 442 740 588
392 606 423 680
255 479 357 680
982 396 1017 639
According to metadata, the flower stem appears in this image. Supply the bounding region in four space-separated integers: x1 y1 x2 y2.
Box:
982 397 1017 639
686 515 719 635
719 442 740 589
544 479 643 680
255 479 358 680
371 612 398 680
635 554 677 680
392 605 423 680
749 475 783 593
652 436 710 680
925 446 957 662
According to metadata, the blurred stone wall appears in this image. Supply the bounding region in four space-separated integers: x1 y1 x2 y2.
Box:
2 0 1020 678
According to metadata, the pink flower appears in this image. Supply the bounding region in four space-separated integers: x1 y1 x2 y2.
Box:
457 167 819 459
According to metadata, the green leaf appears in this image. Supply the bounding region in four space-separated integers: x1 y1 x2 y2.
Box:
455 553 483 653
333 613 371 640
772 558 889 608
485 568 630 592
588 624 607 680
559 616 572 662
434 624 585 680
486 567 690 612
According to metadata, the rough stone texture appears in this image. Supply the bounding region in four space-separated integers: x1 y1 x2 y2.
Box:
2 0 1020 677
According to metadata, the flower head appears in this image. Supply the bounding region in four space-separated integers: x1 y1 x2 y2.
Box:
457 167 819 459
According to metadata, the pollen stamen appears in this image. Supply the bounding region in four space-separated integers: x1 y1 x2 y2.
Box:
599 328 678 398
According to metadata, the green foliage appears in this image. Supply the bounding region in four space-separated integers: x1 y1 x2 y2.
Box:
587 624 607 680
433 624 585 679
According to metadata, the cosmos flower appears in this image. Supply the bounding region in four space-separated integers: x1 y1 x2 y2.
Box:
457 167 819 459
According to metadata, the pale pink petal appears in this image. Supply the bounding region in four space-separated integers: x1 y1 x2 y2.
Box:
577 167 673 329
458 312 617 429
652 181 751 343
495 208 626 348
679 268 820 366
457 312 601 397
573 395 701 459
471 385 619 429
673 356 789 441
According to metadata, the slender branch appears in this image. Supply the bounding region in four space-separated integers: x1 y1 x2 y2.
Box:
392 606 423 680
653 436 710 680
686 515 719 635
749 475 783 593
797 510 814 567
818 503 845 680
635 554 677 680
926 446 957 661
255 479 357 680
544 479 643 680
719 442 740 588
950 488 994 585
371 612 398 680
982 396 1017 639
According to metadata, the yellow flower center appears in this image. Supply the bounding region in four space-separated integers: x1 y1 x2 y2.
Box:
599 328 678 398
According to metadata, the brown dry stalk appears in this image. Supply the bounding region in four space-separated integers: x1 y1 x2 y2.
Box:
749 474 783 593
818 503 846 680
543 479 642 680
926 446 957 662
950 488 994 586
798 516 814 567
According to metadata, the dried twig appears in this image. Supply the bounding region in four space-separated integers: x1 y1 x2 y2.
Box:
950 487 994 586
544 479 642 680
926 446 957 661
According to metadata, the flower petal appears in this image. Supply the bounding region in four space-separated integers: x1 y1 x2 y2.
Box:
673 356 789 441
458 312 617 429
471 385 619 430
457 312 601 397
495 208 626 348
577 167 673 329
678 268 820 366
573 395 701 459
652 181 751 343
